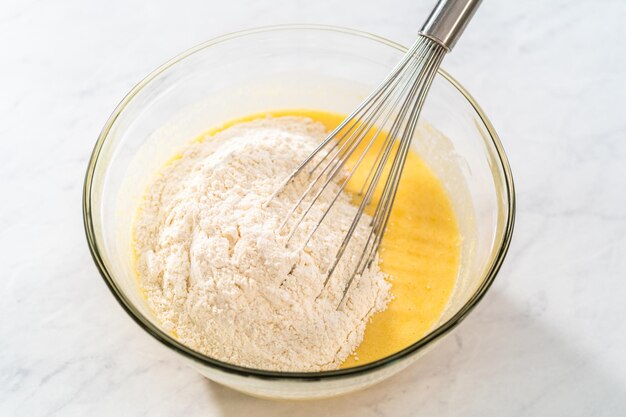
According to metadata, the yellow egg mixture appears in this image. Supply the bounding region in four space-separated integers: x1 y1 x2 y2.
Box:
201 109 461 367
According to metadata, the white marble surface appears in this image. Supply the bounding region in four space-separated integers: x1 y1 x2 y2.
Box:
1 0 625 415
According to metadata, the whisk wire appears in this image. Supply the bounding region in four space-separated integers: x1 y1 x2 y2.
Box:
334 46 446 307
281 44 433 243
279 44 432 238
364 46 446 261
320 39 445 290
296 59 433 252
265 41 429 207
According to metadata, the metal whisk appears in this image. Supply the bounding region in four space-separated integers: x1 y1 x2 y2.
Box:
271 0 482 305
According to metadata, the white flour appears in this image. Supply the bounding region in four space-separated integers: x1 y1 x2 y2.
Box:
134 116 390 372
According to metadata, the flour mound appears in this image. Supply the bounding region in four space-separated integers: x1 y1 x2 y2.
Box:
134 116 390 372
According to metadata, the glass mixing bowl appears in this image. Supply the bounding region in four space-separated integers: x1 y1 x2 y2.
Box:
83 25 515 400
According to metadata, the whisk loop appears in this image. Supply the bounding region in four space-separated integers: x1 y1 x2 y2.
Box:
268 0 481 307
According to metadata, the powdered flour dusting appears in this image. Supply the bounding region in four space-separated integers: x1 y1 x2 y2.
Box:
134 116 390 371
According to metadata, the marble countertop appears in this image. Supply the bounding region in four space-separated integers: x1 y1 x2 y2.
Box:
1 0 625 415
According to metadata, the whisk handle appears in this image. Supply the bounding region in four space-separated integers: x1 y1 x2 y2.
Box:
419 0 482 50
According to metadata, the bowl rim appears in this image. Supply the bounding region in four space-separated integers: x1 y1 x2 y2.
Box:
83 24 515 381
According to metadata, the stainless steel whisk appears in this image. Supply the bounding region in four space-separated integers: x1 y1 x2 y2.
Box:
271 0 482 305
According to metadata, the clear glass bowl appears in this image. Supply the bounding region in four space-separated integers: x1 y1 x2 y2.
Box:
83 25 515 400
